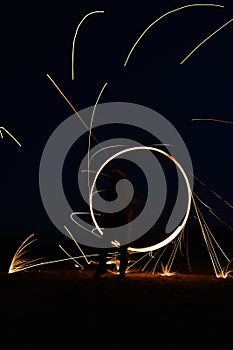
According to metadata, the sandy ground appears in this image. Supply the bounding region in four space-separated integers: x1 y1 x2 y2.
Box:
1 266 233 349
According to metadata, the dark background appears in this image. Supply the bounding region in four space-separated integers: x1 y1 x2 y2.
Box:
1 2 233 349
0 0 233 270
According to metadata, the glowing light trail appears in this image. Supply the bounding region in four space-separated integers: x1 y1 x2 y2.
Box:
192 195 231 278
124 3 224 67
8 232 98 273
71 10 104 80
59 244 84 270
64 225 90 265
158 231 183 276
9 253 98 274
180 18 233 64
46 74 89 130
89 146 192 252
191 173 233 210
208 210 233 231
87 82 108 198
194 192 233 228
0 126 21 147
46 73 102 147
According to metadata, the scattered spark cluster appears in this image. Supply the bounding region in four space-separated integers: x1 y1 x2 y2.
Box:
2 4 233 279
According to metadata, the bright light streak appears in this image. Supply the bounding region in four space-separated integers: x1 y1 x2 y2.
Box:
180 18 233 64
70 212 104 238
192 195 231 278
59 244 84 269
71 10 104 80
46 74 89 130
70 212 96 234
87 82 108 198
191 173 233 210
46 73 102 150
0 126 21 147
158 231 183 276
124 3 224 67
193 192 233 231
208 210 233 231
150 250 165 274
8 232 99 273
90 144 131 163
64 225 90 265
89 146 192 252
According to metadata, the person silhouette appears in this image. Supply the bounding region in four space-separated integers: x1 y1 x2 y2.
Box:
93 169 134 278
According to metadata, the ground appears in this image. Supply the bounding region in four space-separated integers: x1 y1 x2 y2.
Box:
1 266 233 349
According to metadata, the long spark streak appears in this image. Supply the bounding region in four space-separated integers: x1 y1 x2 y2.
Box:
70 212 97 235
90 144 130 163
87 82 108 198
192 118 233 125
71 10 104 80
0 126 21 147
64 225 90 264
9 254 98 274
191 173 233 210
46 73 101 147
150 247 168 274
193 192 233 231
46 74 88 129
59 244 84 269
159 232 183 276
209 210 233 231
180 18 233 64
192 195 230 277
124 3 224 67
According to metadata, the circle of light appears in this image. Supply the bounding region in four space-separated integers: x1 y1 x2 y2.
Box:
89 146 192 253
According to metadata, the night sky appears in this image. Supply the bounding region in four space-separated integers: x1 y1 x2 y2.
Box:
1 0 233 256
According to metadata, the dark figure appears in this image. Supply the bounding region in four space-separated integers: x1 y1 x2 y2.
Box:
93 169 133 278
93 248 108 277
118 245 129 278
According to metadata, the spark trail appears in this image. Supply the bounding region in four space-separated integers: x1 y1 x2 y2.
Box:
46 73 102 148
71 10 104 80
124 3 224 67
0 126 21 147
87 82 108 198
180 18 233 64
